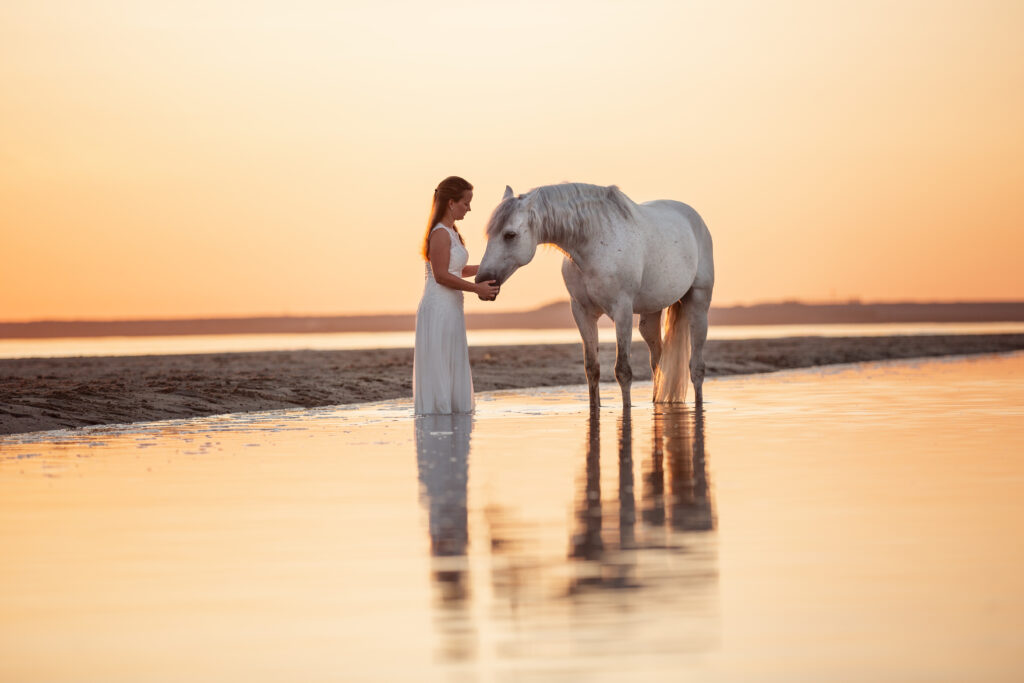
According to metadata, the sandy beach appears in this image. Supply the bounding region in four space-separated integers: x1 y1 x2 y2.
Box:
3 333 1024 436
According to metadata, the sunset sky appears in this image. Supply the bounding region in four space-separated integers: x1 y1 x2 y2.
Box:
2 1 1022 322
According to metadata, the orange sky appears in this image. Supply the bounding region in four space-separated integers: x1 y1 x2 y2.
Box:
2 1 1023 322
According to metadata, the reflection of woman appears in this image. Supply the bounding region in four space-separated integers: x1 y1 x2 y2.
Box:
415 414 473 600
414 176 499 415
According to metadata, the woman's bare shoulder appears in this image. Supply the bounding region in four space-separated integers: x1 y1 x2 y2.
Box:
429 225 452 241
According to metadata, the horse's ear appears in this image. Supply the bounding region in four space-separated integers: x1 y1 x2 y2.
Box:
503 185 514 201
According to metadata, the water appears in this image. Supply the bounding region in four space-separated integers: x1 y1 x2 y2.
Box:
2 353 1023 681
2 322 1024 359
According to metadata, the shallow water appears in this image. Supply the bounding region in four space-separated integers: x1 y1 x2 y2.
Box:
4 321 1024 358
2 353 1023 681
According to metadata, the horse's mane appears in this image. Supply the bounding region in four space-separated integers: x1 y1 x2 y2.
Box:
486 183 637 243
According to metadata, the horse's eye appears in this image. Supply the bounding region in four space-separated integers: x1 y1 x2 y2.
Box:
503 232 516 242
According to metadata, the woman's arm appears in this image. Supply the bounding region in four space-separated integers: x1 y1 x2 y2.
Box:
428 230 498 298
462 265 479 277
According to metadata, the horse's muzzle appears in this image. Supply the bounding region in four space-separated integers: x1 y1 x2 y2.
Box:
475 271 498 285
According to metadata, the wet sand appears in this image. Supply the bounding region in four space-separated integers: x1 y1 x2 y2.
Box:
2 333 1024 435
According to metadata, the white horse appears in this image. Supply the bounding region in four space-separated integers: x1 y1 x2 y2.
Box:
476 183 714 408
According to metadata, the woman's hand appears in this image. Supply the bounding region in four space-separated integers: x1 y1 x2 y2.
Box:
476 280 499 301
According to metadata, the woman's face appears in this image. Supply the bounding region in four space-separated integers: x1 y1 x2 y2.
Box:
450 190 473 221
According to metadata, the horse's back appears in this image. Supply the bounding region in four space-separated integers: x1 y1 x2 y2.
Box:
628 200 713 309
640 200 712 261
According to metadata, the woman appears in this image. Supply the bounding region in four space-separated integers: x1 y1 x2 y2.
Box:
414 176 499 414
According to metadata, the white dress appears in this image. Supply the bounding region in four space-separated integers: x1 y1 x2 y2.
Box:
414 224 475 414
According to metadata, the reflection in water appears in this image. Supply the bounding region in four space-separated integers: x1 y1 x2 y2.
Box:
570 415 605 562
568 414 639 591
5 355 1023 680
414 413 474 661
415 406 719 666
659 406 714 533
619 416 637 551
569 407 716 596
642 406 715 534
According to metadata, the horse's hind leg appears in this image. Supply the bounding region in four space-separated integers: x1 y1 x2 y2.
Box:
682 286 712 405
638 311 662 400
570 298 602 410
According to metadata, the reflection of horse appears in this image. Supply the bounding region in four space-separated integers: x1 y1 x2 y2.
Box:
569 413 636 591
647 405 713 533
568 407 714 595
415 414 473 603
569 414 606 562
476 183 715 408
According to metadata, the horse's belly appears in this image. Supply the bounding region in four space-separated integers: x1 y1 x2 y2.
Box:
633 241 699 313
632 282 691 314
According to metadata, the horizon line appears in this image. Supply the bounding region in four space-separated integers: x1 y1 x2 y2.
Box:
4 298 1024 326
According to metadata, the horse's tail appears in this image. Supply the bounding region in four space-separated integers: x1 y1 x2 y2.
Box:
653 300 690 403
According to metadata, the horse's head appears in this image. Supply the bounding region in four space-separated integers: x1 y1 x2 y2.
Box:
476 186 538 290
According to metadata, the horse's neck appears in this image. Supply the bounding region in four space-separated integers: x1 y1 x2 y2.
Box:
536 221 605 268
537 229 585 266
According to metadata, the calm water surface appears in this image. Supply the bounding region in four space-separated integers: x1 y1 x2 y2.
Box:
2 353 1023 681
3 321 1024 358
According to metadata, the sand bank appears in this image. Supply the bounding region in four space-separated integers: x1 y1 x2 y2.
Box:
3 333 1024 436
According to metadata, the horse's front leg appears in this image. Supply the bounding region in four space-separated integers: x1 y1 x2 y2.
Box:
611 306 634 410
570 298 602 410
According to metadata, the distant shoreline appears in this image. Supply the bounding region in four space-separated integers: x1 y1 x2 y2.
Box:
3 301 1024 339
3 333 1024 436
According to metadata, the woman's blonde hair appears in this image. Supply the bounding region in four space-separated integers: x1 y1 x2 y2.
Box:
422 176 472 259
